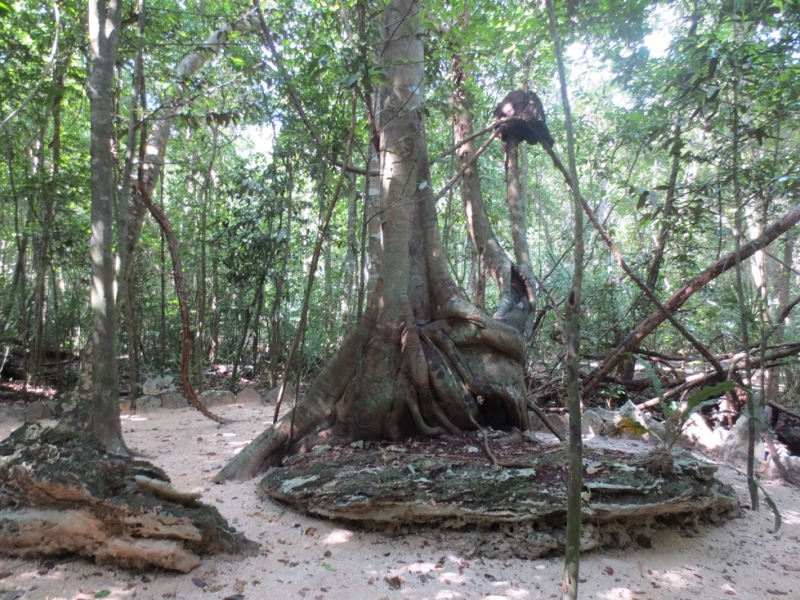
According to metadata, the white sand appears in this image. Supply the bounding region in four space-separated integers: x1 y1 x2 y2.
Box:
1 403 798 600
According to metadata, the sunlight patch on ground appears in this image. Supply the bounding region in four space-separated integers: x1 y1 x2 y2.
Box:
226 439 251 448
321 528 354 545
121 414 149 422
780 508 800 525
8 567 133 599
592 567 696 598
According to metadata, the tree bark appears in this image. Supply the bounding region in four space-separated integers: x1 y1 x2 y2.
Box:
215 0 530 482
59 0 126 454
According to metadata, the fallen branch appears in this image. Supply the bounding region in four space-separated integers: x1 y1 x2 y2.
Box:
767 400 800 421
543 142 726 381
584 204 800 396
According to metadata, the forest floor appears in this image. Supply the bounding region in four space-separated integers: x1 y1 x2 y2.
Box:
1 400 799 600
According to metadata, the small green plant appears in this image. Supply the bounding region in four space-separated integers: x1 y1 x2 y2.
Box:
616 355 737 451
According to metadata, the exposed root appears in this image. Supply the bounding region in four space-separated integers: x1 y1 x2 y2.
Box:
215 311 533 481
134 475 202 506
476 423 538 469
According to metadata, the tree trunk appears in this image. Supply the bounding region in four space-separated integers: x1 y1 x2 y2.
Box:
193 124 218 390
230 270 267 391
267 158 293 388
341 174 358 329
545 1 584 596
215 0 529 483
450 43 532 328
119 0 146 399
58 0 126 454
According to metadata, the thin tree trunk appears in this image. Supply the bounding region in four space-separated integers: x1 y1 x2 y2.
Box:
252 282 265 378
547 1 583 597
209 250 220 364
450 35 523 321
0 146 28 337
583 204 800 396
272 99 357 422
645 124 682 291
268 161 292 388
30 118 56 385
159 178 167 371
138 189 226 425
121 13 258 324
731 60 759 511
119 0 146 398
341 174 358 329
194 124 219 390
230 270 267 391
767 229 794 402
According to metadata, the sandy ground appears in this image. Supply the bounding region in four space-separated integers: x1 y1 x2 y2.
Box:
1 402 799 600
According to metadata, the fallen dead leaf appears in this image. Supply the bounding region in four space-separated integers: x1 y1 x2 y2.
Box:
384 575 402 590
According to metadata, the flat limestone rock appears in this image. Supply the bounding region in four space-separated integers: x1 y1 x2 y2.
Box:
260 437 739 559
0 423 257 572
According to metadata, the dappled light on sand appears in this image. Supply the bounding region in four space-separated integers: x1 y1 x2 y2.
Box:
1 405 798 599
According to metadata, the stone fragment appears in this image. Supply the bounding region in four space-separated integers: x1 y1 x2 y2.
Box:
619 400 645 425
236 387 262 404
683 412 727 451
581 409 604 437
142 375 175 396
548 413 568 437
161 391 188 409
720 414 764 468
593 406 618 422
264 383 297 404
199 390 236 407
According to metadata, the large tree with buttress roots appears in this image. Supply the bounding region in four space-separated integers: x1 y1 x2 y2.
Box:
215 0 544 482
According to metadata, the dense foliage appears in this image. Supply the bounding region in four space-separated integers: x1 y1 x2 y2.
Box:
1 0 798 401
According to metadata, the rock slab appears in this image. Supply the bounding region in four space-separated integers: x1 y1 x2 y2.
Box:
0 423 257 571
261 442 739 559
199 390 236 407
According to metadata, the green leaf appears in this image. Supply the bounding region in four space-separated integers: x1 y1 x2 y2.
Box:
615 417 649 437
632 354 664 406
319 560 336 572
680 381 738 428
94 592 111 599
